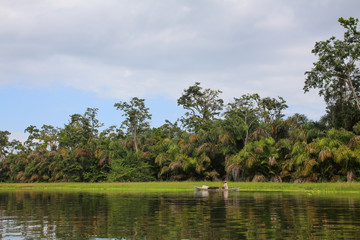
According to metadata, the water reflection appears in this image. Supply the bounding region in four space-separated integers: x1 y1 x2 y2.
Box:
0 190 359 239
193 190 228 199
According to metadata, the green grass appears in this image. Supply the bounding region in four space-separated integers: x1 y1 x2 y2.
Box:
0 182 359 194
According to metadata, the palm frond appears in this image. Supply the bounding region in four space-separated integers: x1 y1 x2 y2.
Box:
333 145 352 164
145 138 157 146
94 149 102 159
189 134 199 143
155 153 170 166
15 157 28 164
218 133 235 145
349 136 360 150
226 163 241 181
252 174 266 182
99 156 109 166
276 139 291 150
180 143 190 154
208 170 220 181
303 158 317 176
30 174 39 182
163 138 171 144
318 150 333 162
15 171 24 181
170 161 183 171
246 155 257 168
125 139 134 149
59 149 68 158
141 151 151 159
270 175 282 182
196 143 212 155
254 147 264 154
309 148 316 154
75 149 91 158
199 153 211 165
249 128 270 141
177 139 185 146
182 156 197 172
268 156 277 166
160 166 170 175
225 154 233 167
195 164 204 174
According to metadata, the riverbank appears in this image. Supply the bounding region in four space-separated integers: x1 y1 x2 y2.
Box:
0 182 359 193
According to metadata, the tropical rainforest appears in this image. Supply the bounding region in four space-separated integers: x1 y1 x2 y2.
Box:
1 17 360 183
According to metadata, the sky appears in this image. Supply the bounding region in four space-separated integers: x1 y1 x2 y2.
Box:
1 0 359 141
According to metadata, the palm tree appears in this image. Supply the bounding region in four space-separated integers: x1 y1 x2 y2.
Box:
226 138 277 181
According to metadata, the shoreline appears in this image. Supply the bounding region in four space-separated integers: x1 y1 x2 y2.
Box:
0 182 359 194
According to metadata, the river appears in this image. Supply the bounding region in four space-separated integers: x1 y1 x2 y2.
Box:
0 190 359 239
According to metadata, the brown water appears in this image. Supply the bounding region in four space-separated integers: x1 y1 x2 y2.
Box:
0 190 359 239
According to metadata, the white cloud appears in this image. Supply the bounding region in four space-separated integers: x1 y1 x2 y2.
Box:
255 5 296 31
1 0 359 121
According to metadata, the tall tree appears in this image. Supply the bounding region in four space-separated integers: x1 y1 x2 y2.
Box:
304 17 360 129
39 125 59 150
177 82 224 132
224 94 261 146
58 113 93 149
24 125 41 151
156 120 183 139
258 96 288 140
84 108 104 141
114 97 151 153
0 131 11 159
258 96 288 126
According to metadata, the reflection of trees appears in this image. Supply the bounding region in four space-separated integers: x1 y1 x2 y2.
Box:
0 191 359 239
224 193 360 239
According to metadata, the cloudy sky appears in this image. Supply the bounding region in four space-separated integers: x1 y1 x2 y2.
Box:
1 0 359 141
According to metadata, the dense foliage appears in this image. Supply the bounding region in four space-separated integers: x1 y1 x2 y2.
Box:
1 17 360 183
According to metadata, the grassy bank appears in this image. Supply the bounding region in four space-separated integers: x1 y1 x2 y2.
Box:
0 182 359 194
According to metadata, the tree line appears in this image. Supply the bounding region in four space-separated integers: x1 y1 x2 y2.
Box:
1 17 360 183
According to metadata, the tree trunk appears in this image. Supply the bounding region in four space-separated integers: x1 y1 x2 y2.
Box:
244 129 249 146
131 123 138 153
347 171 356 182
346 75 360 110
133 135 138 153
339 77 344 114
